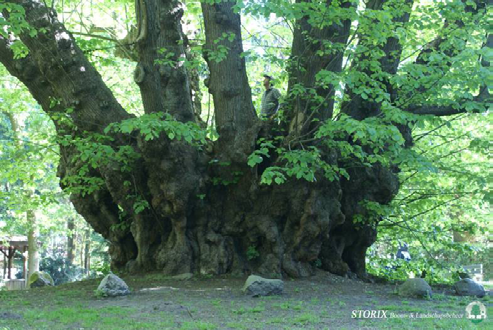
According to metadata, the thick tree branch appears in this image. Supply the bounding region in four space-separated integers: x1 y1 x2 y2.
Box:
133 0 195 122
201 0 258 154
2 0 131 133
0 7 155 270
406 103 476 116
406 30 491 116
286 0 354 131
0 35 131 250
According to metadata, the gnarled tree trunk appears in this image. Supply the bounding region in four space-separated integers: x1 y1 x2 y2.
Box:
0 0 487 279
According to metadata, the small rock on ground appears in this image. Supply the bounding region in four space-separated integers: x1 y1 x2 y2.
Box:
398 278 432 298
96 274 130 297
454 279 485 298
28 271 54 288
243 275 283 297
0 312 23 320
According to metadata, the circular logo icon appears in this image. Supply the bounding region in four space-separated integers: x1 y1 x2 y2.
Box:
465 301 487 324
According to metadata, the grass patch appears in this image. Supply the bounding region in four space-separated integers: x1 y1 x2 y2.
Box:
381 317 485 330
274 300 305 311
232 303 265 315
21 306 142 329
210 299 222 307
180 321 217 330
267 317 284 324
377 304 427 313
291 312 321 325
225 322 248 329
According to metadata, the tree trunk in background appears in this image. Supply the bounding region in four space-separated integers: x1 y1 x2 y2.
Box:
7 247 12 279
84 229 91 274
80 242 84 269
67 218 75 264
0 0 486 279
27 210 39 281
3 253 7 278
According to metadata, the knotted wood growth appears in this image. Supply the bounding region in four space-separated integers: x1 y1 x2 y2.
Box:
0 0 487 278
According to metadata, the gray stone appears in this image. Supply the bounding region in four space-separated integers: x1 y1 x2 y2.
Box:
242 275 283 297
398 278 432 298
0 312 23 320
171 273 194 281
454 279 485 298
96 274 130 297
28 271 54 288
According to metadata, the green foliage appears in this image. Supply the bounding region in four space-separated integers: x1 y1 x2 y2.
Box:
367 111 490 283
249 138 349 185
55 113 206 197
317 114 407 167
105 113 206 145
39 250 85 285
155 47 177 67
246 246 260 261
247 138 274 167
94 289 108 298
204 45 230 63
0 3 34 37
132 197 149 215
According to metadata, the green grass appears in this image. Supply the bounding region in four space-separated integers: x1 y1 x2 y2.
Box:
267 317 284 324
377 317 487 330
291 312 321 325
232 303 266 315
274 300 305 311
23 306 135 328
377 304 428 313
8 305 178 330
179 321 217 330
225 322 248 329
210 299 222 307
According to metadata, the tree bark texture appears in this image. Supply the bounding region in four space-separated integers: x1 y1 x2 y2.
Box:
0 0 487 279
286 0 354 134
84 229 91 274
201 0 259 165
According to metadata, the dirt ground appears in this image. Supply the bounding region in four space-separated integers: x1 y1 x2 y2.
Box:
0 270 491 329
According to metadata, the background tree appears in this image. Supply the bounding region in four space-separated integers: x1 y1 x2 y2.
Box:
0 63 108 282
0 0 488 279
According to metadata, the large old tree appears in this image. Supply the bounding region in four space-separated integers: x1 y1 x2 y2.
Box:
0 0 488 278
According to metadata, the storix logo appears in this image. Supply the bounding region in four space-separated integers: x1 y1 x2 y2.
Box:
351 310 388 319
465 301 487 324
